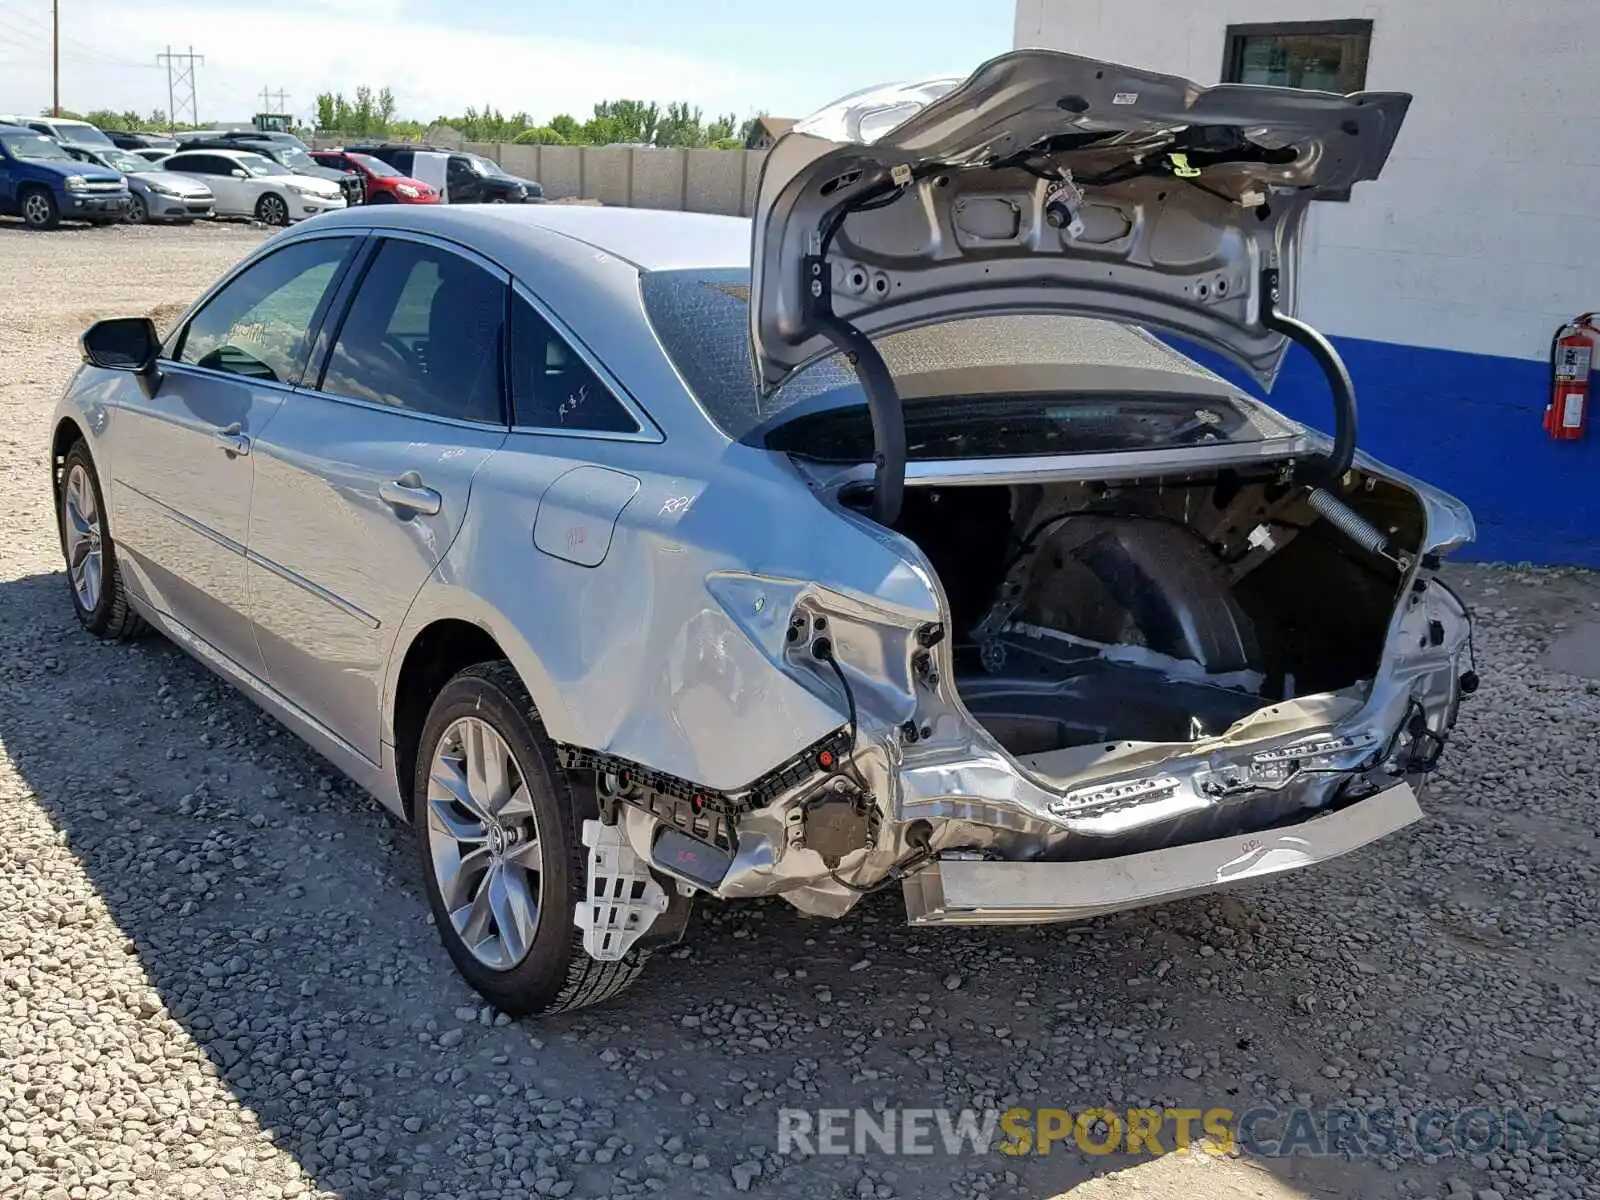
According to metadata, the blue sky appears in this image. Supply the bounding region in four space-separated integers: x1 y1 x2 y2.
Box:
0 0 1017 126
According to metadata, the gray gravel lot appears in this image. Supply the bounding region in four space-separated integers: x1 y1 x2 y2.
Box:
1 220 1597 1200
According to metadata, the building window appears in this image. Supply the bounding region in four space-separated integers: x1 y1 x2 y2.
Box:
1222 20 1372 93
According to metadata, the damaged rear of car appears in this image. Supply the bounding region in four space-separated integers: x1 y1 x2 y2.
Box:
62 48 1476 1020
587 49 1476 936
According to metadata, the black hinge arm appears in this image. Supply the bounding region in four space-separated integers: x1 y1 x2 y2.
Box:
804 253 905 526
1259 267 1358 486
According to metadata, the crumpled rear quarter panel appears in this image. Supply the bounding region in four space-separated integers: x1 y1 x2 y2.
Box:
430 436 932 791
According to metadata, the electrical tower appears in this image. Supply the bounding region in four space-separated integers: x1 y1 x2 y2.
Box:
156 45 203 129
259 87 289 113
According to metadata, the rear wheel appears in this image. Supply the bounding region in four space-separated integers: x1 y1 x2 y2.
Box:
56 442 147 639
255 192 290 226
412 662 652 1015
21 186 58 230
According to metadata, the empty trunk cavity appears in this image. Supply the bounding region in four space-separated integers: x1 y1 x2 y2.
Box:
891 468 1423 757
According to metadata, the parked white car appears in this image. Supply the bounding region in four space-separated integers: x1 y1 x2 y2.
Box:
159 148 344 225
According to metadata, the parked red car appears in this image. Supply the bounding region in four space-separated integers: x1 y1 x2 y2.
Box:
309 149 439 204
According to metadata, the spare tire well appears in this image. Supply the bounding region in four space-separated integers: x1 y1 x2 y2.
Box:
392 619 505 818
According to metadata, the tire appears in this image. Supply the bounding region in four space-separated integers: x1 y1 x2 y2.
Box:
56 441 147 639
125 193 148 224
412 661 651 1016
255 192 290 226
20 186 59 230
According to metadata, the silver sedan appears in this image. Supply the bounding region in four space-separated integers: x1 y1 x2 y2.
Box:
49 50 1475 1016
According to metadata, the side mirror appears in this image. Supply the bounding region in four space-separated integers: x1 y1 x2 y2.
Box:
232 168 249 179
82 317 160 372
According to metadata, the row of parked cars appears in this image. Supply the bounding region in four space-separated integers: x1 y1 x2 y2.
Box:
0 115 547 230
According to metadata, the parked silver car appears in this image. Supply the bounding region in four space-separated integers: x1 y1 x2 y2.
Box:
51 51 1475 1016
60 144 215 223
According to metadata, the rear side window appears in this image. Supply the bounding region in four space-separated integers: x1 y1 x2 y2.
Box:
508 293 639 434
319 239 507 424
169 154 225 175
174 238 352 382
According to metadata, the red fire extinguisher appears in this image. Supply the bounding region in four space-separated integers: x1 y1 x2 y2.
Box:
1545 313 1596 441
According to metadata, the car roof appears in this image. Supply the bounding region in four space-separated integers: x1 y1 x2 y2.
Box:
314 203 750 273
170 147 268 163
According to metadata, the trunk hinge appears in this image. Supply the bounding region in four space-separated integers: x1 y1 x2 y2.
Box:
1259 267 1358 487
803 251 906 526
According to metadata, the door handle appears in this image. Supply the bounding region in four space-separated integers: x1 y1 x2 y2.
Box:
213 423 250 456
379 472 442 516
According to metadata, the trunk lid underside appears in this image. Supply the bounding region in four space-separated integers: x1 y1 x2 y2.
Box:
750 47 1411 394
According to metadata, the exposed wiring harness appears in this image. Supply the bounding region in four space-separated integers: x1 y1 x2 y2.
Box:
815 641 937 894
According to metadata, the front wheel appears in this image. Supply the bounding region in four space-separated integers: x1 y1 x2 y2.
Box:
255 192 290 226
21 186 59 230
413 662 652 1016
125 193 148 224
56 442 147 639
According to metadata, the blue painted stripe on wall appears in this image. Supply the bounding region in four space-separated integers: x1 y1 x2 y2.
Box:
1168 334 1600 568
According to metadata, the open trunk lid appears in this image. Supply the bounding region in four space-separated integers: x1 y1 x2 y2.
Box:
749 48 1411 394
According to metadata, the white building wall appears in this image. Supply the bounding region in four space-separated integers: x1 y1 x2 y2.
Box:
1014 0 1600 363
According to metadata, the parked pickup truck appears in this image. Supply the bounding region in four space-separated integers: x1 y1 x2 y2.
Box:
0 123 129 228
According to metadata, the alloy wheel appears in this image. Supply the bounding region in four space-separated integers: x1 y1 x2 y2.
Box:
425 716 544 971
260 195 288 225
126 194 147 223
62 463 103 612
23 192 51 226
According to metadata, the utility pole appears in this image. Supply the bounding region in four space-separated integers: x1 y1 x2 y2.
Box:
51 0 59 116
259 87 289 112
156 45 204 130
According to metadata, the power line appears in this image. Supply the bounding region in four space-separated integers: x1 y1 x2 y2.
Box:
156 44 202 129
259 86 289 113
0 8 161 71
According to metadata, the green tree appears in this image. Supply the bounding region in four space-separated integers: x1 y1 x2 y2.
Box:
547 113 581 143
706 112 737 143
514 125 566 145
655 101 704 148
587 99 659 145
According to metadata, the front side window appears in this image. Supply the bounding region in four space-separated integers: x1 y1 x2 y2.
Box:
174 238 352 382
239 154 291 177
101 149 146 173
1222 20 1372 92
509 294 639 434
349 152 398 178
320 239 507 424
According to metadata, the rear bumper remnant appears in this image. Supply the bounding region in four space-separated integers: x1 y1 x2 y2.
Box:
902 781 1421 925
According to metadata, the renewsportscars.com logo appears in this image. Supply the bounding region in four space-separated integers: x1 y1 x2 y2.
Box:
776 1105 1566 1159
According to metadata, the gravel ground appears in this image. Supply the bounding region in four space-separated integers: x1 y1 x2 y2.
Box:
1 220 1597 1200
